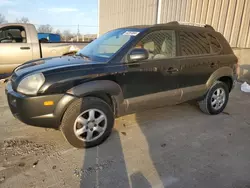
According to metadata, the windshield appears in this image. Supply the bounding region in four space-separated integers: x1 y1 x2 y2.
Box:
76 28 144 62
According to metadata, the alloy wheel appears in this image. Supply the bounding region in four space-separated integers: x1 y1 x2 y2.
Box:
73 109 107 142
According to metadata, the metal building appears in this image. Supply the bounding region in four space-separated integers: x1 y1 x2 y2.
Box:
98 0 250 48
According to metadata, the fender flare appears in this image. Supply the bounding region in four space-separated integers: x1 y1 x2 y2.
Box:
67 80 125 116
206 67 234 89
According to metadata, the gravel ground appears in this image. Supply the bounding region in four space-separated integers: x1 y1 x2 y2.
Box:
0 83 250 188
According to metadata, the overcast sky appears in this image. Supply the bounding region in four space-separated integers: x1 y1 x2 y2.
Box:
0 0 98 34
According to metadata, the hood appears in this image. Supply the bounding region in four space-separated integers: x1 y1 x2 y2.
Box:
14 56 104 77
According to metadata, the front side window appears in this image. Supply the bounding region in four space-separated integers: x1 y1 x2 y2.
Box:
77 28 145 62
180 31 210 56
134 30 176 59
0 26 27 43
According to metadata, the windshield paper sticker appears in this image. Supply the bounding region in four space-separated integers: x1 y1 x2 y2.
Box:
123 31 140 36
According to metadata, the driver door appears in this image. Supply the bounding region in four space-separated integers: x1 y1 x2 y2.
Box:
119 30 181 113
0 26 32 74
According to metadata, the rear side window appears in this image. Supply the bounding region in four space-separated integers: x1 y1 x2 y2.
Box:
207 33 222 53
179 31 210 56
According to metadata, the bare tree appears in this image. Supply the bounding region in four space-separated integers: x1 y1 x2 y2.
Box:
62 30 73 41
37 24 53 33
0 14 7 24
55 29 61 35
16 17 29 23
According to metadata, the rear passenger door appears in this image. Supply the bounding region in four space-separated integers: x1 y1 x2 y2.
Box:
178 30 220 88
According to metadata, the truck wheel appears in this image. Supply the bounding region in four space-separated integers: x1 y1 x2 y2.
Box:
198 81 229 115
61 97 114 148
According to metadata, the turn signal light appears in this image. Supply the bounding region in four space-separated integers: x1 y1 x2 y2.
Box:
44 101 54 106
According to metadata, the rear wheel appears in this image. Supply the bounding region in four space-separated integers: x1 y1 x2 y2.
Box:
61 97 114 148
198 81 229 115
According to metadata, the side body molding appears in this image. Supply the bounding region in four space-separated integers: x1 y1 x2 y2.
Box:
180 67 234 103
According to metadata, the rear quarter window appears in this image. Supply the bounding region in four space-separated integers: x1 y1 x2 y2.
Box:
207 33 222 53
179 31 210 56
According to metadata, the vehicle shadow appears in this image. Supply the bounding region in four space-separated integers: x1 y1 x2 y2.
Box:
79 128 155 188
79 103 201 188
79 129 130 188
130 172 152 188
131 103 204 188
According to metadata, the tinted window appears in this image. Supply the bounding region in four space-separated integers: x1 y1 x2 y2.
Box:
0 26 26 43
180 31 210 56
207 33 222 53
135 30 176 59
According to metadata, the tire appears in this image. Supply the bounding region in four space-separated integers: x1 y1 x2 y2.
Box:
198 81 229 115
61 97 114 148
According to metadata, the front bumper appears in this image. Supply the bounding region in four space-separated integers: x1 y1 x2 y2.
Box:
5 82 76 129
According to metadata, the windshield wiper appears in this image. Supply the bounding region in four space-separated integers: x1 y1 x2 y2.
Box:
76 53 91 60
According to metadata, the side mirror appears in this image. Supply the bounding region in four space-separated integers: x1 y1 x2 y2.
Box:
128 48 149 62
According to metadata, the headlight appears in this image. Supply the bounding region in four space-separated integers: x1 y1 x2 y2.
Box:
17 73 45 95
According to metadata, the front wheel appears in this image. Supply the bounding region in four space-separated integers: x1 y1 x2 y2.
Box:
198 81 229 115
61 97 114 148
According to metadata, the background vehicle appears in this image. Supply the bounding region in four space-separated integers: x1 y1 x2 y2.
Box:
38 33 61 42
0 23 89 74
6 22 238 148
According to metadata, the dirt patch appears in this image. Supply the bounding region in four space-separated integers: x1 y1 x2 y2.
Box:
0 138 57 183
74 159 117 179
0 138 55 157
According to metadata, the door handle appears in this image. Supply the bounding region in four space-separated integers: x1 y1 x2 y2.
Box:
20 47 30 50
166 67 179 74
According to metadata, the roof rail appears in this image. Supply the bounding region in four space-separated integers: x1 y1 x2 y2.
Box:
167 21 215 30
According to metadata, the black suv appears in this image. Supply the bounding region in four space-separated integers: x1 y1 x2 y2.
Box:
6 22 238 148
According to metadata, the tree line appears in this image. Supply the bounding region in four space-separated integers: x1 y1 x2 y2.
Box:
0 14 77 41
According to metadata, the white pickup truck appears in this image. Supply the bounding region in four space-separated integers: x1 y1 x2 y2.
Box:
0 23 89 74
